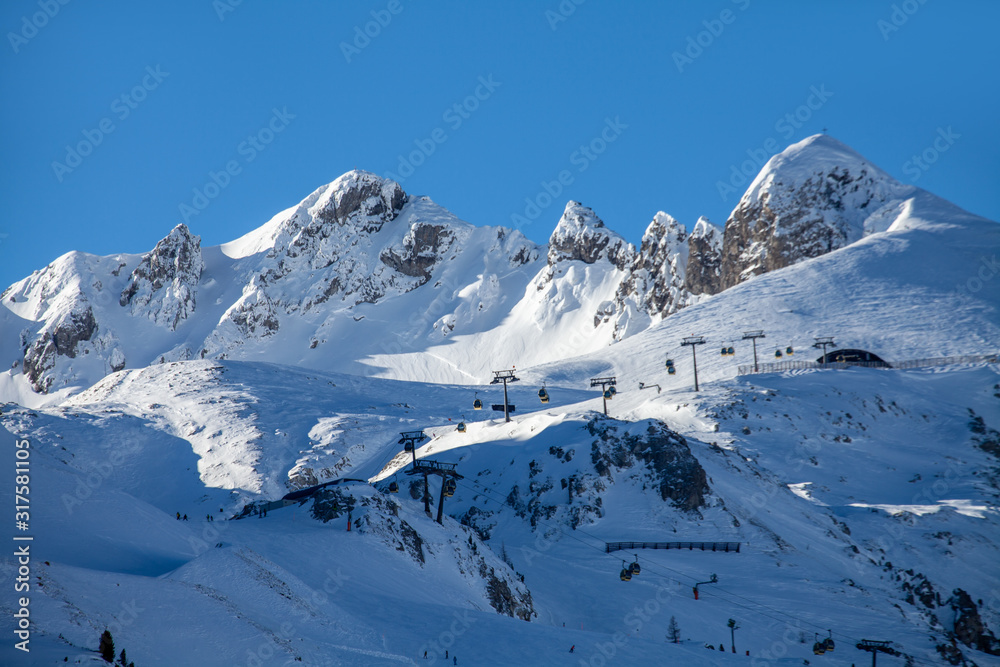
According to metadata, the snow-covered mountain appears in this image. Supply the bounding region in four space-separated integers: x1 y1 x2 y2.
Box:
4 134 991 401
1 135 999 666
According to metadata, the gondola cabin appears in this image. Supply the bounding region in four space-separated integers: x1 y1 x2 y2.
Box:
388 481 399 493
457 422 466 433
473 398 483 410
727 346 735 356
443 479 456 496
538 388 549 403
774 349 783 358
786 346 794 355
603 389 613 400
620 568 632 582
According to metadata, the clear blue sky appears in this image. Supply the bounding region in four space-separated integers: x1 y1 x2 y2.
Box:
2 1 998 289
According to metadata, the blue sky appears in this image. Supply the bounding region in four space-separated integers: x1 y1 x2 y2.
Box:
2 1 998 289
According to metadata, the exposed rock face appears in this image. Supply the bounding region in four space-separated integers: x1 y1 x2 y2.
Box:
547 201 634 271
380 223 455 281
684 217 723 295
719 135 916 290
616 212 689 318
587 417 709 512
120 224 204 330
23 299 98 393
951 588 1000 656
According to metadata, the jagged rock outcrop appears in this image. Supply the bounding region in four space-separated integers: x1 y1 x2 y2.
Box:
587 417 709 511
23 298 97 393
120 223 204 330
380 223 455 282
547 201 634 271
951 588 1000 656
615 212 689 318
719 134 916 289
684 217 723 295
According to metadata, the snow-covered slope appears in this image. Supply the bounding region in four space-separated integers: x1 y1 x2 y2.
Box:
0 135 998 666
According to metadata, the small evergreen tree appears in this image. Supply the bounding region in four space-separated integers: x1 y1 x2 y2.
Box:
98 630 115 663
667 615 681 643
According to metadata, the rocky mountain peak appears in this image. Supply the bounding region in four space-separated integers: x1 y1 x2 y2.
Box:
119 223 203 330
547 201 633 270
310 170 407 235
684 217 723 295
720 134 916 289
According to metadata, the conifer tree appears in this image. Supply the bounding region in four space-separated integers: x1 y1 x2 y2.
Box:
98 630 115 663
667 616 681 643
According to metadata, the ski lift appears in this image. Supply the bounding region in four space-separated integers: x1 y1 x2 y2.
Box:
619 560 632 582
774 349 783 358
443 479 456 496
388 480 399 494
786 346 794 356
473 392 483 410
603 389 613 400
538 386 550 404
822 631 834 652
628 555 641 576
812 634 826 655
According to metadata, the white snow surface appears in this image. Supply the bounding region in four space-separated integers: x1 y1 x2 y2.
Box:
1 140 999 666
